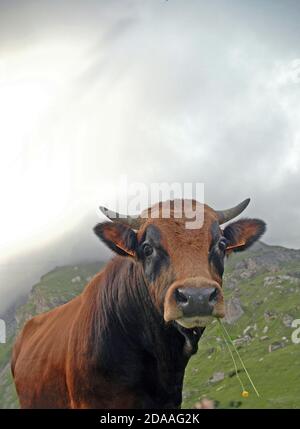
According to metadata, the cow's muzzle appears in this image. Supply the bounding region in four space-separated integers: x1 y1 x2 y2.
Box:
164 277 225 328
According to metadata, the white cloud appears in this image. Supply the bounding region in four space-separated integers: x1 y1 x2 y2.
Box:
0 0 300 261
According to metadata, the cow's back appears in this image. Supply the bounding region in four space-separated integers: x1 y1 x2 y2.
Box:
12 295 83 408
11 269 146 409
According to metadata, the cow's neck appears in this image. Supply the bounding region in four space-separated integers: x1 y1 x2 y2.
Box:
88 257 203 408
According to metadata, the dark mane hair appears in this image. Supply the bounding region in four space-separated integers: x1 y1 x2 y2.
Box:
90 257 162 367
87 256 204 407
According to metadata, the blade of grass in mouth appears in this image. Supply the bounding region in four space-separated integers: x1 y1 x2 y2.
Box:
217 319 260 398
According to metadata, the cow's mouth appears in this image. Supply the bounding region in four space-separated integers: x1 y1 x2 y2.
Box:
173 323 205 355
175 315 214 328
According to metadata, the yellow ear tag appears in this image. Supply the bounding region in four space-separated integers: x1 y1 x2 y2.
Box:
115 243 135 257
242 390 249 398
226 241 246 251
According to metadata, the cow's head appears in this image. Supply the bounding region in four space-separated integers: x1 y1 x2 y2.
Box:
94 199 266 329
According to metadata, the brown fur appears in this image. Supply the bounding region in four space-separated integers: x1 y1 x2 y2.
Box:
12 272 139 408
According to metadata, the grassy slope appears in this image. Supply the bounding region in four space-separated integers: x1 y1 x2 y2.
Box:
0 337 16 409
1 247 300 409
183 259 300 408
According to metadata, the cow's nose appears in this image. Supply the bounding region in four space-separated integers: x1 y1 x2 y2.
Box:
174 287 219 317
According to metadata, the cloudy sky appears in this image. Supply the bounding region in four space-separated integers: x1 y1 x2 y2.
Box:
1 0 300 268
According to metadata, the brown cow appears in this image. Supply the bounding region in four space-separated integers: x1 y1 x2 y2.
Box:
12 199 266 408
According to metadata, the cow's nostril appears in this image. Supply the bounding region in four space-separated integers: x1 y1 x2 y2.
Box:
208 287 219 305
175 288 189 304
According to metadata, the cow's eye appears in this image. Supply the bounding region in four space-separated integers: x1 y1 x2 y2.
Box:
143 243 153 257
218 238 227 252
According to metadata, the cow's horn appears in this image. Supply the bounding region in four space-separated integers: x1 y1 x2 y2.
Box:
99 206 142 229
216 198 250 225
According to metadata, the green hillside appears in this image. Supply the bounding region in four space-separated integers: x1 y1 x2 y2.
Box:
1 244 300 409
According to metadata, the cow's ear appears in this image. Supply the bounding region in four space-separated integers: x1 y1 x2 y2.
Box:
223 218 266 253
93 222 137 257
